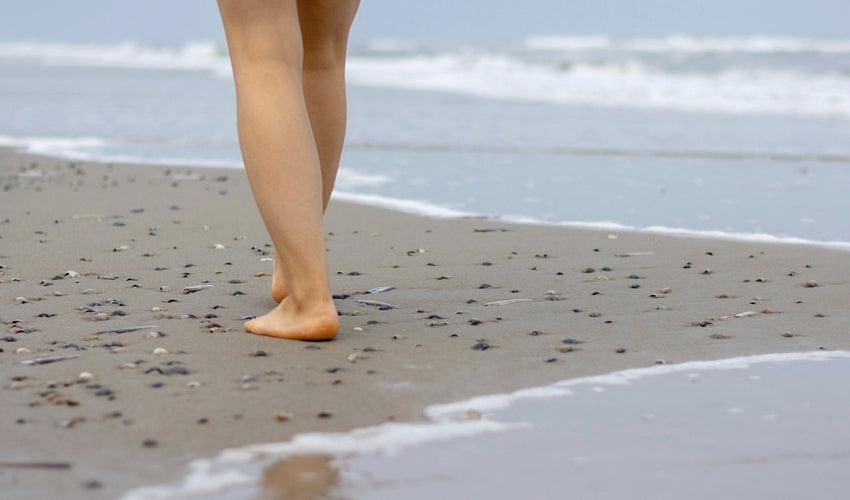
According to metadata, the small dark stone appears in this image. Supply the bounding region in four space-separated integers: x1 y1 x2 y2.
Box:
468 319 483 326
426 314 444 320
363 347 377 352
630 284 641 289
332 294 350 300
601 267 612 272
144 367 164 375
231 290 245 296
197 418 208 424
317 411 333 419
616 348 627 354
325 367 343 373
478 283 492 289
529 330 544 336
347 271 361 276
481 261 492 266
94 388 114 397
82 480 103 490
165 366 190 376
582 267 595 274
562 338 583 345
2 336 17 342
545 358 558 363
627 274 640 279
150 382 164 388
142 439 158 448
250 350 268 357
472 340 491 351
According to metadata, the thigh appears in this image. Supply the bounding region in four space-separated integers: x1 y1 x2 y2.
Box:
218 0 302 64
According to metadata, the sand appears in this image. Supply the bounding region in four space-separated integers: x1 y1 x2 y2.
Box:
1 146 849 499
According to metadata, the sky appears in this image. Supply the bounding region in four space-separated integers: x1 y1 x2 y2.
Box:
0 0 847 45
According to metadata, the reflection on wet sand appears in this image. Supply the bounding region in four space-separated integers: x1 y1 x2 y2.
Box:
261 454 340 500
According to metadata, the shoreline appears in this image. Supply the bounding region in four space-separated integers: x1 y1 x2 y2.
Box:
2 147 850 499
3 139 850 252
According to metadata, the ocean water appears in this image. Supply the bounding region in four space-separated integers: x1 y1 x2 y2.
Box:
121 351 850 499
2 36 850 246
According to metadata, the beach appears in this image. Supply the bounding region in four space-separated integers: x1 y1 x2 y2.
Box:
2 146 850 498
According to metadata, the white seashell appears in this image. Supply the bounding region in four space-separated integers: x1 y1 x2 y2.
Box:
15 297 28 303
64 270 81 278
187 381 201 388
211 243 226 250
152 347 169 355
77 372 94 382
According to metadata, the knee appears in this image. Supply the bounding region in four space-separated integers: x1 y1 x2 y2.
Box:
302 40 347 72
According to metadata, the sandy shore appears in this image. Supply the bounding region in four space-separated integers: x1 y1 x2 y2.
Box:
2 146 849 499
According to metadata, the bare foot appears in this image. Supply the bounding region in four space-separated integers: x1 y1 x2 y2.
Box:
271 255 289 303
245 297 339 341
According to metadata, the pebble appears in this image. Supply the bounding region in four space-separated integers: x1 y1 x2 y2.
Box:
77 372 94 382
147 331 164 339
15 347 32 354
187 381 201 388
152 347 169 355
165 366 189 376
274 411 291 422
804 280 819 288
64 270 80 278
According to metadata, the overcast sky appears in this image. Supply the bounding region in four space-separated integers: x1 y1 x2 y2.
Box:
1 0 847 45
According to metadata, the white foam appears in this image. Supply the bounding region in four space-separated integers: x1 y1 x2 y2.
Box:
121 419 525 500
496 213 850 251
347 53 850 117
4 39 850 117
331 190 474 218
525 34 850 54
0 134 108 160
0 40 232 76
426 350 850 421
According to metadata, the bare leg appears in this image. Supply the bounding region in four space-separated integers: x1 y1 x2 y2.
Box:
271 0 360 303
218 0 348 340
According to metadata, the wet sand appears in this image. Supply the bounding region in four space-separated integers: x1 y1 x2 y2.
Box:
2 146 850 499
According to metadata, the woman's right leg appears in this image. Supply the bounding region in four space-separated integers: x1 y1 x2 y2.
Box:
272 0 360 303
218 0 338 340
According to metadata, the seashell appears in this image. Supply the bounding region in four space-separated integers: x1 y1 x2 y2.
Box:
77 372 94 382
64 270 81 278
211 243 226 250
152 347 169 355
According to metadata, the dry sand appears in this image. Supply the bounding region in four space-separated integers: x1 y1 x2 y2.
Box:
1 146 849 499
